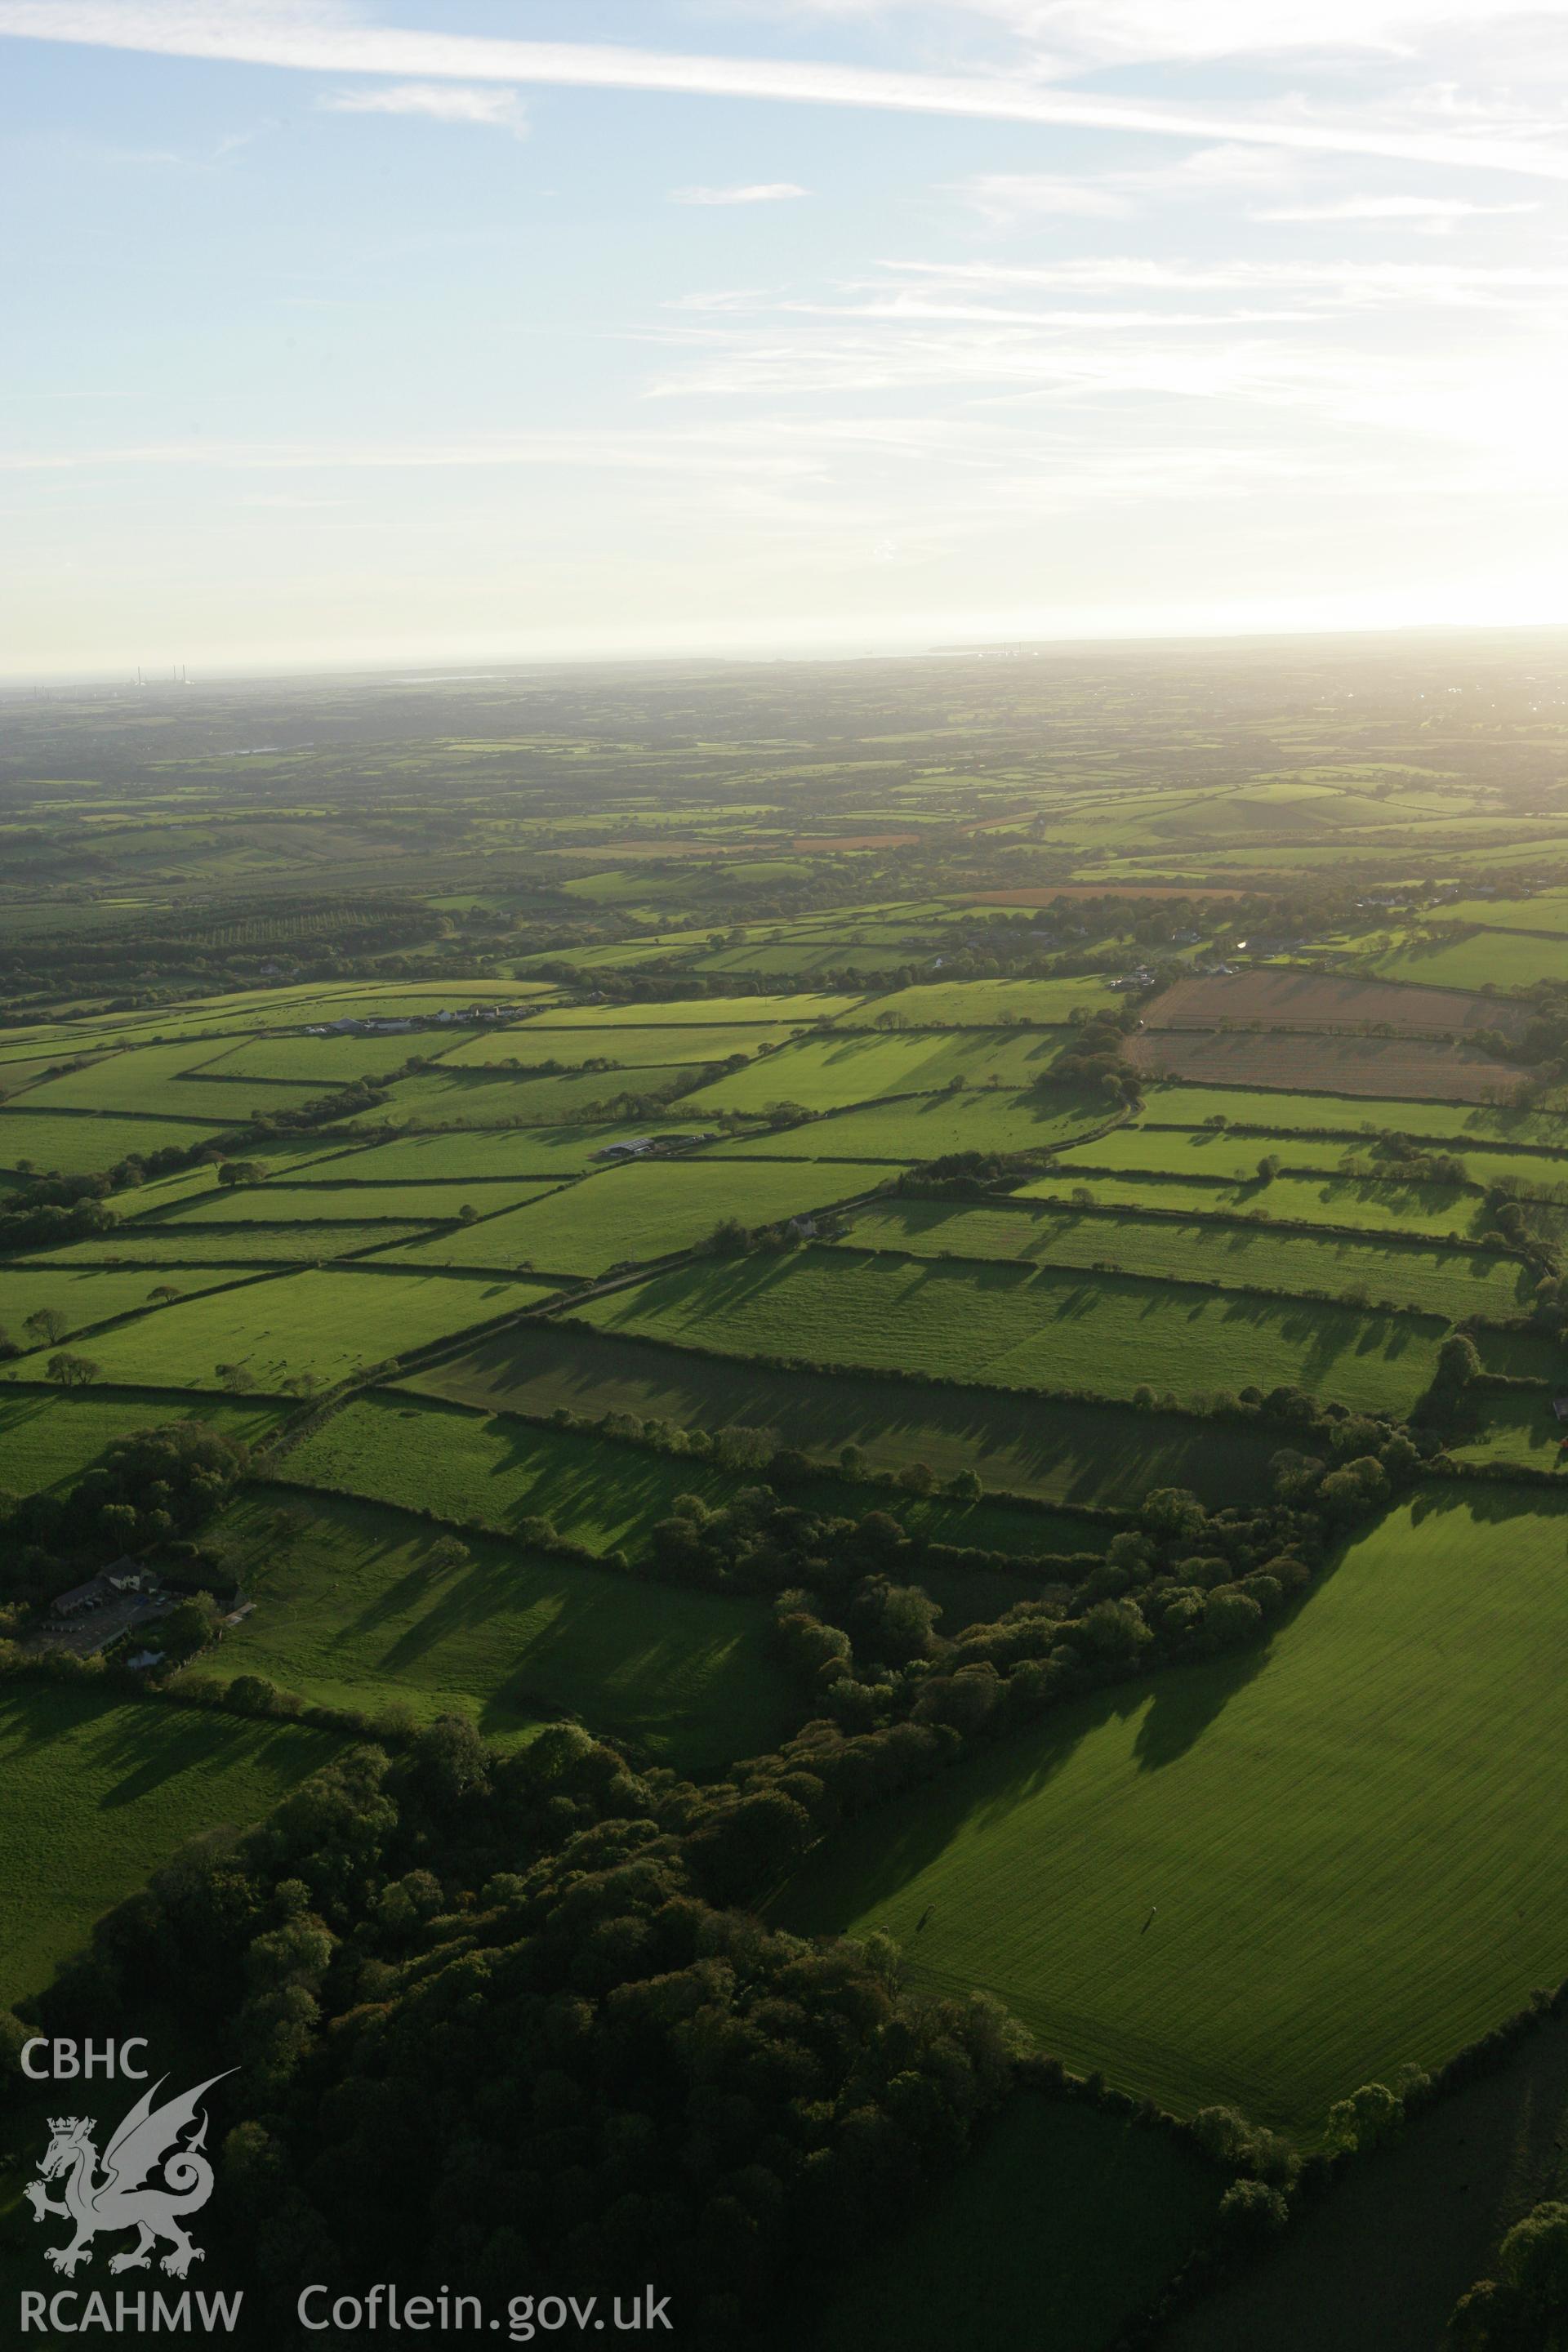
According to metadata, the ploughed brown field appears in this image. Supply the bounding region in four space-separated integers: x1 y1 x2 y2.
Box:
1127 1027 1537 1103
1144 967 1535 1039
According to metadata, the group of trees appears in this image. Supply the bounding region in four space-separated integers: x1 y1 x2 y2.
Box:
1038 1007 1143 1106
19 1718 1027 2342
0 1419 250 1606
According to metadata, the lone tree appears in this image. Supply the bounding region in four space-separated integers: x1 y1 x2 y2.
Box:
216 1160 267 1189
46 1352 101 1388
216 1361 257 1395
1437 1332 1482 1391
147 1283 180 1305
24 1306 69 1347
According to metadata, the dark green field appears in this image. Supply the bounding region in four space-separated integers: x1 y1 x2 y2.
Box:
407 1322 1282 1506
190 1487 797 1766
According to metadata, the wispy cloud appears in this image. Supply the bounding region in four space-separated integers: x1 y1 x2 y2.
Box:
320 79 526 131
672 182 808 205
956 173 1134 223
2 5 1567 179
1254 193 1539 227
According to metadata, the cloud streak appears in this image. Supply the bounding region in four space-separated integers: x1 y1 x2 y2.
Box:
321 80 525 129
2 3 1568 178
672 182 808 204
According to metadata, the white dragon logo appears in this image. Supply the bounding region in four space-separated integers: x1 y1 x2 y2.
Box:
24 2072 234 2279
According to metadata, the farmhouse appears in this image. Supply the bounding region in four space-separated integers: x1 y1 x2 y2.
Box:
51 1575 110 1618
594 1137 656 1161
1552 1395 1568 1424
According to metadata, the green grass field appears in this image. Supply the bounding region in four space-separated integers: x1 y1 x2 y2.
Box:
407 1325 1280 1508
302 1124 705 1180
1139 1085 1565 1147
536 992 866 1027
269 1389 1103 1573
345 1063 702 1129
26 1221 439 1266
0 1685 336 2005
0 1388 281 1494
161 1177 559 1224
569 1245 1444 1414
385 1160 888 1276
203 1031 458 1082
1449 1393 1566 1471
1023 1168 1484 1241
843 1198 1530 1320
0 1263 247 1348
19 1040 323 1122
1063 1125 1358 1182
72 1265 560 1392
193 1487 795 1766
782 2094 1222 2352
1373 930 1568 993
777 1486 1568 2136
679 1027 1072 1113
442 1022 803 1070
866 977 1118 1025
0 1109 231 1175
708 1089 1107 1164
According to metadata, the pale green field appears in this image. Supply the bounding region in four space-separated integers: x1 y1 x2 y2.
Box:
708 1090 1106 1164
301 1124 702 1181
535 992 867 1027
777 1488 1568 2135
1373 931 1568 992
0 1110 231 1174
866 977 1119 1026
18 1040 323 1121
0 1263 246 1349
385 1159 888 1276
69 1267 560 1392
679 1027 1071 1114
205 1031 451 1082
1064 1126 1362 1182
441 1022 801 1070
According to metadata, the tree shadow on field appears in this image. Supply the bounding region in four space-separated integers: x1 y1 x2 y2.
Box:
1130 1641 1275 1772
81 1700 317 1809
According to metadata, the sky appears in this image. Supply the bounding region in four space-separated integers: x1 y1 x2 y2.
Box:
3 0 1568 677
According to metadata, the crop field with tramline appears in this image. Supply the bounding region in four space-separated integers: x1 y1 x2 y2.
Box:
777 1487 1568 2135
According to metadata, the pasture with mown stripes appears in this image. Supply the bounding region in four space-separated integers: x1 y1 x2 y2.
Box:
383 1157 888 1276
777 1486 1568 2136
408 1325 1282 1508
841 1197 1532 1321
569 1245 1446 1413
